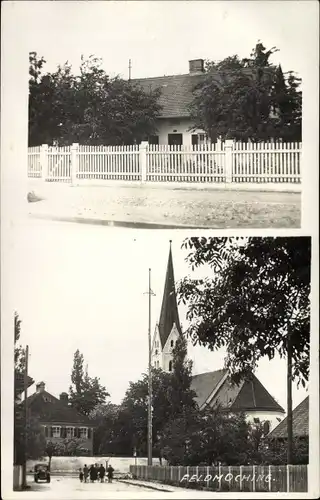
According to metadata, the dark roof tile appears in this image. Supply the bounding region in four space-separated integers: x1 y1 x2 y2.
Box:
267 396 309 439
131 73 206 118
26 390 91 425
191 369 285 413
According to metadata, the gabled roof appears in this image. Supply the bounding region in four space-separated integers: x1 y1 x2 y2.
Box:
26 390 91 425
131 66 274 120
158 242 182 348
267 396 309 439
131 73 206 118
191 369 285 413
15 372 34 393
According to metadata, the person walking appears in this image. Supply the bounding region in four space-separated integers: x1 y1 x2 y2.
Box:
83 464 89 483
89 464 95 483
107 464 114 483
99 464 106 483
79 468 84 483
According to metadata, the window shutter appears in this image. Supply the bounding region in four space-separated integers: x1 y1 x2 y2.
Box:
62 427 66 438
88 428 91 439
45 426 48 437
49 426 52 438
75 427 79 438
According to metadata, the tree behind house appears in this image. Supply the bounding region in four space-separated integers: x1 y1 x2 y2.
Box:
68 349 109 416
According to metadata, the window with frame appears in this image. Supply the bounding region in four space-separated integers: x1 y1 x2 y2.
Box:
149 135 159 145
170 340 174 347
52 426 61 438
66 426 75 438
168 360 173 372
79 427 88 439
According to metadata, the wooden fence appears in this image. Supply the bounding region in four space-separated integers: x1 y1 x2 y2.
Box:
129 464 308 493
28 140 302 187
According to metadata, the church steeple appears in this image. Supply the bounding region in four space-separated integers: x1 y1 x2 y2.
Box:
158 241 182 349
151 241 183 372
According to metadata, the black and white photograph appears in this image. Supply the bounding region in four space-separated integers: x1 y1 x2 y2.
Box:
9 232 313 496
1 1 319 499
22 1 308 230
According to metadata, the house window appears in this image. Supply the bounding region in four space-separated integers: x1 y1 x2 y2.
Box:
52 426 61 438
168 360 173 372
155 349 158 355
253 418 260 424
66 427 75 438
192 133 208 147
170 340 174 347
79 427 88 439
149 135 159 145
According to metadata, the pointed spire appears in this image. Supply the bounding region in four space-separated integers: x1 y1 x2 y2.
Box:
158 241 182 348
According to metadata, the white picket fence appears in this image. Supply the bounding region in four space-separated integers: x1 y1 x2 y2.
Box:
28 140 302 187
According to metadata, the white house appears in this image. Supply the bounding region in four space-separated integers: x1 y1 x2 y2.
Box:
152 242 285 433
131 59 208 147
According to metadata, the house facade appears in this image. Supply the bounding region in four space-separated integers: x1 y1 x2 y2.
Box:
152 243 285 433
26 382 94 455
131 59 208 147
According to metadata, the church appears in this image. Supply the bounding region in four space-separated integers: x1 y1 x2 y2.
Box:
151 242 285 433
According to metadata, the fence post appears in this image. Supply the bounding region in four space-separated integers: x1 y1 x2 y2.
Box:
240 465 243 491
139 141 148 182
71 143 79 186
252 465 256 492
268 465 272 492
224 139 234 183
40 144 48 182
287 464 290 493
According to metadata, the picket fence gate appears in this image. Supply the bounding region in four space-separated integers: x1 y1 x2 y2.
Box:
28 140 302 186
129 464 308 493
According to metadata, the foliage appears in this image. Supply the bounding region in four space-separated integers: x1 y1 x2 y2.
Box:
160 407 255 466
92 337 197 456
68 349 109 416
261 437 309 465
178 237 310 385
88 402 120 455
28 52 162 146
190 42 301 142
14 406 47 464
14 312 26 376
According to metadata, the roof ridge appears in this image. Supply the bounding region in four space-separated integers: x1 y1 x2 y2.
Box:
131 72 203 81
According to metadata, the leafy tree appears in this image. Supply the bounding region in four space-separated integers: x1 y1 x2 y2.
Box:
28 53 162 146
190 42 301 142
89 402 120 455
178 236 310 385
68 349 109 416
160 406 253 466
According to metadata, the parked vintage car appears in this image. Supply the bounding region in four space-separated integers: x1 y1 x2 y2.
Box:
34 464 50 483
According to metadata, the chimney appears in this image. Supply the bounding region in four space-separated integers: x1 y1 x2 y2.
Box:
36 381 45 393
189 59 205 74
59 392 69 405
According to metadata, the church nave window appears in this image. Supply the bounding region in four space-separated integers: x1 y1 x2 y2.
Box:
168 360 172 372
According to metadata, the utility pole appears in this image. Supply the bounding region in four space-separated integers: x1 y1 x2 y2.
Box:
144 269 155 466
22 345 29 489
128 59 132 81
287 326 293 464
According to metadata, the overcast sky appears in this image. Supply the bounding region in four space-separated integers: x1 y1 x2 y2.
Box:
12 219 308 410
8 0 316 82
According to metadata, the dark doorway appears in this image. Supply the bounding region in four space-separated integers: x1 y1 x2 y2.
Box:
168 134 183 146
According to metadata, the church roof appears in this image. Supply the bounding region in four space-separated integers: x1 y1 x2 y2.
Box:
267 396 309 439
158 242 182 348
26 390 92 425
191 369 285 413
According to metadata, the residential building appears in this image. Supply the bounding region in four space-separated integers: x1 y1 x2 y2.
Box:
26 382 94 455
152 242 285 432
267 396 309 440
131 59 208 147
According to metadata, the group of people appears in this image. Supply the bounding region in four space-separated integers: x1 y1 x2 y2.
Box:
79 463 114 483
